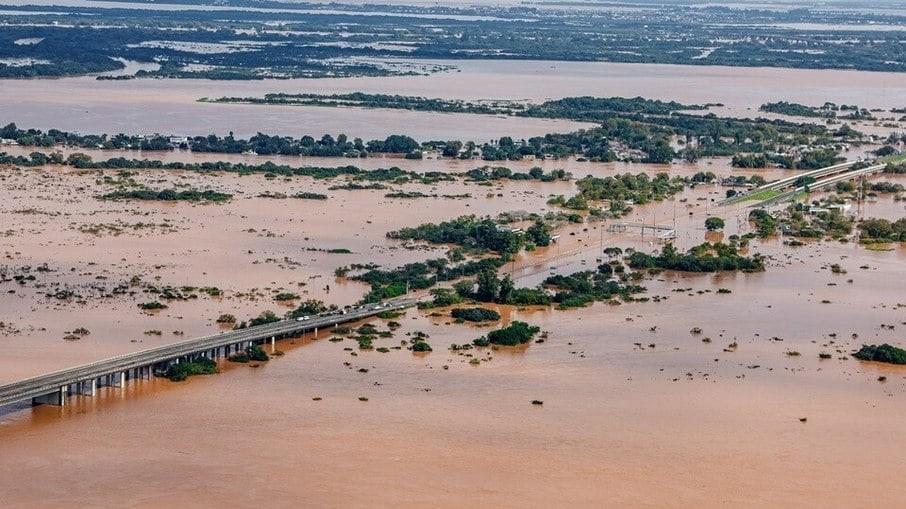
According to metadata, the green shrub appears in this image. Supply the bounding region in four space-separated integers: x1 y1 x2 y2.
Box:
475 321 541 346
853 344 906 364
215 313 236 323
138 301 167 310
246 344 270 361
705 217 725 231
451 307 501 322
228 352 250 363
166 357 218 381
248 311 280 327
411 340 432 352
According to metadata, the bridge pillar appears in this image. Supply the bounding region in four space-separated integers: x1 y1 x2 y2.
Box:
33 386 67 406
113 371 126 388
75 379 97 396
271 336 275 352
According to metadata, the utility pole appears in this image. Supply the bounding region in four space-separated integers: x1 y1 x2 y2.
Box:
599 224 603 256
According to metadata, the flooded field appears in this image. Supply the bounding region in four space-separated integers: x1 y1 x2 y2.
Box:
1 147 905 506
2 60 906 139
1 59 906 507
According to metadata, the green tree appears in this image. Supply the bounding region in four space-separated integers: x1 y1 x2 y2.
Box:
642 139 675 164
705 217 726 231
475 268 500 302
498 275 515 303
525 220 552 247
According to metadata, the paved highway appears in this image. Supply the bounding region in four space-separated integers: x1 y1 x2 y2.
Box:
0 298 417 408
720 160 860 206
751 163 886 208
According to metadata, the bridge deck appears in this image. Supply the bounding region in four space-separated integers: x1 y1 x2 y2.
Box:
750 163 886 208
720 160 862 206
0 299 416 408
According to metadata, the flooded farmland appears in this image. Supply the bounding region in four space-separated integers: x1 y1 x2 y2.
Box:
2 59 906 139
1 57 906 508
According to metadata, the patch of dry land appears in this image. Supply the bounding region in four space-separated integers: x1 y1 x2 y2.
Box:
1 143 905 507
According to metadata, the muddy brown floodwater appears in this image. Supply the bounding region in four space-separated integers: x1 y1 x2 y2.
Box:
2 59 906 139
1 64 906 507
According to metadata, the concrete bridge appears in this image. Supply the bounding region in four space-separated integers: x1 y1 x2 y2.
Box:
0 298 416 408
720 156 895 208
720 160 862 206
748 163 887 208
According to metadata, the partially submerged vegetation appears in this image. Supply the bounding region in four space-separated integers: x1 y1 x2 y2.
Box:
1 95 863 165
858 218 906 242
204 92 519 115
731 147 846 170
628 243 765 273
748 209 779 238
164 357 218 382
473 321 541 347
751 204 905 243
388 215 533 257
549 172 687 218
852 344 906 365
228 344 270 363
350 215 556 302
543 269 646 309
782 202 854 240
760 101 875 121
451 307 501 322
101 188 232 203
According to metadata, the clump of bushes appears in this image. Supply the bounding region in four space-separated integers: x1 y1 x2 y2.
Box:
858 218 906 242
474 321 541 347
451 307 501 322
138 301 167 310
247 311 280 327
229 344 270 363
853 344 906 364
627 242 764 273
166 357 218 381
216 314 236 324
704 217 725 231
287 299 335 319
423 288 463 308
748 209 778 237
410 340 432 352
102 188 232 202
247 344 270 361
